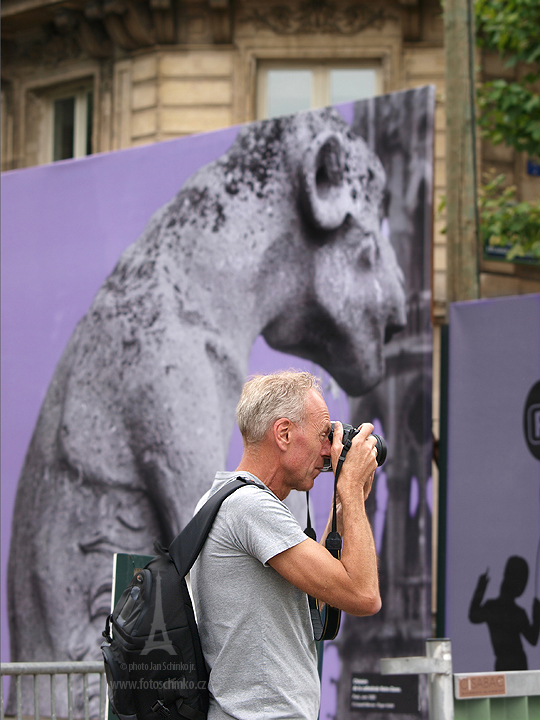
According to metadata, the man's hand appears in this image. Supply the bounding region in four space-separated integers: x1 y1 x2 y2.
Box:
331 421 378 501
322 422 377 536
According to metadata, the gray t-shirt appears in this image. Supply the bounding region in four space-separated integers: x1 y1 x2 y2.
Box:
190 471 320 720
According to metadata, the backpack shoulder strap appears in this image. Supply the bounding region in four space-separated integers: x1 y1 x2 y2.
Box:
168 476 252 577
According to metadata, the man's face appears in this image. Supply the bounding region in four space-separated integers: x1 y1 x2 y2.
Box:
284 389 332 493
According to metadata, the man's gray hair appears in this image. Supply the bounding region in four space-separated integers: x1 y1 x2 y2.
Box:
236 370 323 445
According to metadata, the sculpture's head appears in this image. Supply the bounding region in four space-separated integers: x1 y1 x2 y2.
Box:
249 108 407 396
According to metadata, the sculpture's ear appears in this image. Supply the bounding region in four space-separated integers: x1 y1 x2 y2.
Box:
300 132 351 231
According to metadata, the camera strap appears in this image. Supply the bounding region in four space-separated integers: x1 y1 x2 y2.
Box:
304 494 341 641
304 429 358 641
330 426 359 534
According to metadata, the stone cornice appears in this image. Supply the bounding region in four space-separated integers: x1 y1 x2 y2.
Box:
1 0 414 69
2 0 233 66
238 0 396 36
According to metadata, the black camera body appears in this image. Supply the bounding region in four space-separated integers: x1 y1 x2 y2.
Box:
323 422 387 471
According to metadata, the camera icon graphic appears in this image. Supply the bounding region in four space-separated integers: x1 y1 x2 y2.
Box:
526 404 540 446
524 381 540 460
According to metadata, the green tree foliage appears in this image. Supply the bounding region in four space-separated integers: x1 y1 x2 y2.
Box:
480 174 540 260
477 80 540 156
475 0 540 261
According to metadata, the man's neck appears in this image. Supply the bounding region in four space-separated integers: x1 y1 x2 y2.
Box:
236 451 289 501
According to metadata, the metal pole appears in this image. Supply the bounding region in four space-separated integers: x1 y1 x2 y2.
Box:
16 675 21 720
426 639 454 720
51 674 57 720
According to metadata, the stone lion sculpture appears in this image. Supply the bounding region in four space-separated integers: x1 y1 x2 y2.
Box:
7 106 406 714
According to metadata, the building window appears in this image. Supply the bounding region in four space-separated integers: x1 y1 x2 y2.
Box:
51 87 93 162
256 62 381 120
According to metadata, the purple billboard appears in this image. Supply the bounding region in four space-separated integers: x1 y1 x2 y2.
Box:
2 87 434 719
445 295 540 673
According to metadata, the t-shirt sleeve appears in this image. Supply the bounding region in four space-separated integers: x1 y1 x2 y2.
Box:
223 486 308 566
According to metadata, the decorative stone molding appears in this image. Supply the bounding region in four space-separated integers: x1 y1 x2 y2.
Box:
3 28 82 69
1 0 411 67
239 0 393 35
1 0 233 68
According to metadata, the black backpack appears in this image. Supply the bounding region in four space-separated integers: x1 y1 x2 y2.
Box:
101 477 251 720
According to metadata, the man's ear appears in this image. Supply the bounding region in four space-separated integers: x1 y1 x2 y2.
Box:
299 132 352 232
274 418 292 451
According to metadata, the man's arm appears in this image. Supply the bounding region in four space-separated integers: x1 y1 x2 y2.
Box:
268 423 381 617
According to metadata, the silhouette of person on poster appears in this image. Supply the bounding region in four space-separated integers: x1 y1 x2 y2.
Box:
469 556 540 670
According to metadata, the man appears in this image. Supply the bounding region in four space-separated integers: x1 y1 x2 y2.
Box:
190 370 381 719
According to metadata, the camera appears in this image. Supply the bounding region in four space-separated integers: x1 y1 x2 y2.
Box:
322 422 387 471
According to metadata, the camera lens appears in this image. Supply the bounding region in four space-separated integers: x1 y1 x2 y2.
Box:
372 434 387 466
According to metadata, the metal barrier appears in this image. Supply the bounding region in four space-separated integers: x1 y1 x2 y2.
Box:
0 662 106 720
381 640 540 720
